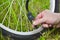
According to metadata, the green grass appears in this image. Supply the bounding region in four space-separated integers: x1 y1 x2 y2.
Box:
0 0 60 40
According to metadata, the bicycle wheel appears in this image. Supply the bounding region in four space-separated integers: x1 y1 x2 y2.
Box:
0 0 56 40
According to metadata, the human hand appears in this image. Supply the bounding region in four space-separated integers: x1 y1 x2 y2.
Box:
33 10 60 28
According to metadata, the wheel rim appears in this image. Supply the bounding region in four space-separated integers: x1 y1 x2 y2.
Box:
50 0 55 12
0 0 55 36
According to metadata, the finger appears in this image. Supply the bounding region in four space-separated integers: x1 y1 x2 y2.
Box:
56 23 60 28
36 10 49 19
35 13 42 19
42 24 49 28
49 24 52 27
33 18 46 25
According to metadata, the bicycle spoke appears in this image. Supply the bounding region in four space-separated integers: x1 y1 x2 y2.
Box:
22 0 29 31
2 0 14 24
0 1 8 7
0 5 9 15
2 9 9 24
17 0 23 32
15 18 19 31
7 0 10 28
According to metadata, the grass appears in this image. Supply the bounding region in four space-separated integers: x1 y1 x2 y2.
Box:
0 0 60 40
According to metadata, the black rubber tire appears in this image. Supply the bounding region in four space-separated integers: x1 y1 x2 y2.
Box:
1 28 41 40
55 0 60 13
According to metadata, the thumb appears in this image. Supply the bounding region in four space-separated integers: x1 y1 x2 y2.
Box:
33 18 46 25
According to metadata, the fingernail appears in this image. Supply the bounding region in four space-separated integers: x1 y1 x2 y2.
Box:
33 21 36 25
49 25 52 27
